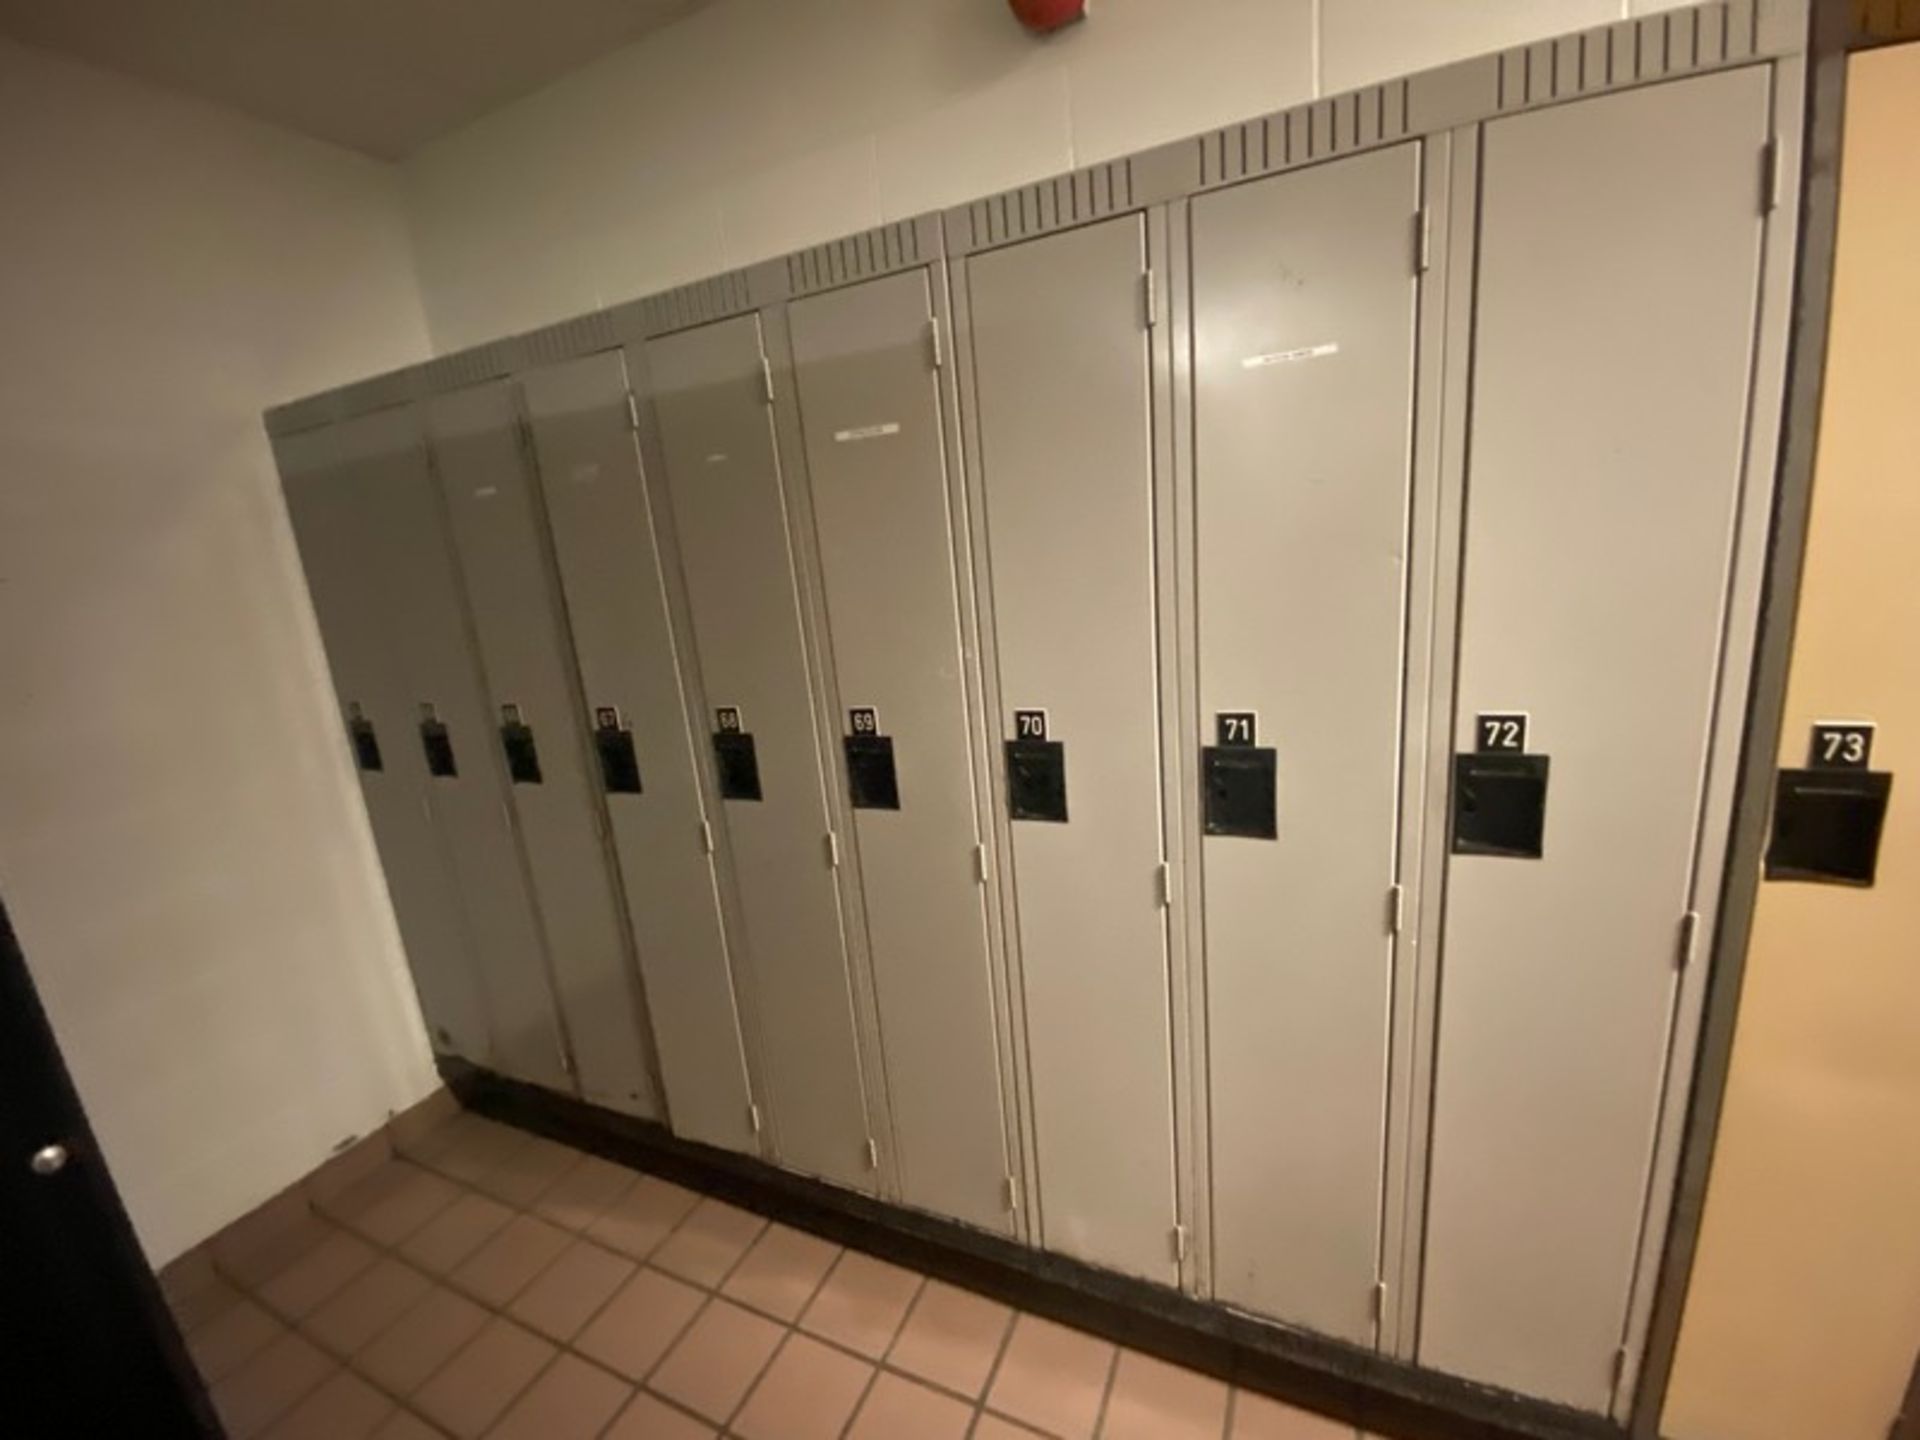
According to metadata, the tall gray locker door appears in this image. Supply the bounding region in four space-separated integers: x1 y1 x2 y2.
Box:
335 407 570 1094
522 350 758 1156
787 270 1011 1233
1419 69 1772 1410
426 382 662 1120
643 316 874 1190
965 216 1178 1281
1191 144 1421 1342
276 425 491 1065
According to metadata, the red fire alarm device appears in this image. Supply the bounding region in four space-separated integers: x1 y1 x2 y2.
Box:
1009 0 1088 35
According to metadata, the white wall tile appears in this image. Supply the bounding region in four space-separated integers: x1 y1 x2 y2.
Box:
719 134 883 269
1063 0 1315 165
0 38 437 1264
1319 0 1624 96
873 61 1074 223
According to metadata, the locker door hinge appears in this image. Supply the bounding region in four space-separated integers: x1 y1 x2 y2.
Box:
1171 1224 1189 1263
1371 1280 1387 1323
973 843 990 885
747 1103 763 1136
624 390 641 431
1003 1174 1021 1212
420 794 433 823
1610 1345 1629 1394
1386 883 1405 937
1142 268 1159 329
1156 861 1173 909
825 831 841 869
864 1137 880 1170
759 355 776 405
1675 909 1701 971
557 1042 576 1077
699 819 715 855
1761 137 1782 214
927 317 945 370
1413 208 1432 274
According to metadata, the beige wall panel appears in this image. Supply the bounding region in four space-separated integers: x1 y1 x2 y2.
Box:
1665 41 1920 1440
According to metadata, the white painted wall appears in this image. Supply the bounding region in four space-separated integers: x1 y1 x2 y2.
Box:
0 38 438 1266
405 0 1691 350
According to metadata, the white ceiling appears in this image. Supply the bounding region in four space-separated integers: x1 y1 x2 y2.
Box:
0 0 707 160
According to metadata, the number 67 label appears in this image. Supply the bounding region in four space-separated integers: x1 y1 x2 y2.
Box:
1809 721 1874 770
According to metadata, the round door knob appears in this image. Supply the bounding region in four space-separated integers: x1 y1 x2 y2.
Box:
29 1144 69 1177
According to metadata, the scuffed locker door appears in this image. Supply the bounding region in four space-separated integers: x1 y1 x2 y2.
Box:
1420 68 1773 1410
1191 142 1421 1342
427 382 661 1119
644 315 873 1190
276 423 491 1064
787 269 1012 1232
336 406 568 1094
522 350 758 1155
965 215 1178 1281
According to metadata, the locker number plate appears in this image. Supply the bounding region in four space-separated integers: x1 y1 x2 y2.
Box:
849 707 880 735
715 707 744 734
1809 722 1873 770
1014 709 1049 741
1216 712 1258 747
1476 712 1529 753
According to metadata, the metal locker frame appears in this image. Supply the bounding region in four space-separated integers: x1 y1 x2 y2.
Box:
331 402 575 1097
517 346 764 1157
1173 135 1446 1348
774 250 1022 1236
263 5 1816 1427
946 201 1192 1287
273 423 493 1065
1410 63 1802 1417
626 309 891 1194
423 380 665 1120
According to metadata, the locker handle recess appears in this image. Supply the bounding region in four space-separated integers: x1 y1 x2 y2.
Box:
347 711 383 773
419 715 458 778
499 708 543 785
592 708 643 796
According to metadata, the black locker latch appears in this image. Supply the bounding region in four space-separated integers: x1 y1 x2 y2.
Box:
499 705 543 785
346 705 383 773
1203 711 1275 839
844 707 899 811
1452 752 1550 858
1766 724 1892 886
712 707 761 801
1006 708 1066 822
419 706 458 778
593 707 643 796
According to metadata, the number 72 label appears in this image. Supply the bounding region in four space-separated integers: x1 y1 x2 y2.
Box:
1475 712 1529 754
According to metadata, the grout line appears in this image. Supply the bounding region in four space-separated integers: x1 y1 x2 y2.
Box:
1091 1342 1122 1438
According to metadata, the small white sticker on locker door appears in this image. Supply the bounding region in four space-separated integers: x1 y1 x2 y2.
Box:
473 485 499 498
833 422 901 443
1242 342 1340 369
704 452 729 465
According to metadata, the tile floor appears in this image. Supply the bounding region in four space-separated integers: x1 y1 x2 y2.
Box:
158 1100 1365 1440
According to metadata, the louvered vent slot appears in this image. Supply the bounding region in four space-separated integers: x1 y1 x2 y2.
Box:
1499 1 1753 112
966 159 1130 250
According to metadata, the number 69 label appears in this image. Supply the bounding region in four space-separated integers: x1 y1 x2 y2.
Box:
1476 712 1529 754
1809 721 1874 770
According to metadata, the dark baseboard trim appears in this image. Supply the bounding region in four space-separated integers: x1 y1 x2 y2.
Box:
444 1058 1616 1440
